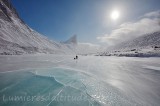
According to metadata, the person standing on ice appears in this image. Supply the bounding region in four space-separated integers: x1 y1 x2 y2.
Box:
74 55 78 59
76 55 78 59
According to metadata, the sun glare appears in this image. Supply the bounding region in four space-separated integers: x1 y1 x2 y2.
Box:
111 10 120 20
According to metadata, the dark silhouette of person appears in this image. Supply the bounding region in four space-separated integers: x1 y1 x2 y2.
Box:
76 55 78 59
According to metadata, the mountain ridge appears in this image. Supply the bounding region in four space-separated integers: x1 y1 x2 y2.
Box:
0 0 76 55
98 31 160 57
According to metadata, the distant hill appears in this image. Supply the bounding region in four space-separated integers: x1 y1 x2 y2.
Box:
98 31 160 57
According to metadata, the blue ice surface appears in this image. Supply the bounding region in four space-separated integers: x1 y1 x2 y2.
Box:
0 67 138 106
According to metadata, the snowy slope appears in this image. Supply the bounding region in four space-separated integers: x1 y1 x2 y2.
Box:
99 31 160 57
111 31 160 50
0 0 76 55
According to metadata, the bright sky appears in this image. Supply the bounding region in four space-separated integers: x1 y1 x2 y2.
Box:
11 0 160 45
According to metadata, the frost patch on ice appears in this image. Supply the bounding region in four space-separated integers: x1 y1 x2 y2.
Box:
143 65 160 71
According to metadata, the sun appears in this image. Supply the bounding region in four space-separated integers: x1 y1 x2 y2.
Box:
110 10 120 20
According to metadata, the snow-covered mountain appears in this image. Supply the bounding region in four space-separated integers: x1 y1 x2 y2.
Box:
0 0 77 55
99 31 160 57
63 35 77 45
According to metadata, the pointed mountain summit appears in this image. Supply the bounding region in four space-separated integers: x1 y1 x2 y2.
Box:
64 35 77 44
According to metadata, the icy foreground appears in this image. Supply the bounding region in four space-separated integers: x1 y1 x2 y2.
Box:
0 55 160 106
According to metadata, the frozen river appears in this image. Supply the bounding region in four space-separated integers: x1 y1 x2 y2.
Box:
0 55 160 106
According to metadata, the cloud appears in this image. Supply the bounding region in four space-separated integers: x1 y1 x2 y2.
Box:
143 10 160 18
77 43 100 54
78 43 100 48
97 10 160 45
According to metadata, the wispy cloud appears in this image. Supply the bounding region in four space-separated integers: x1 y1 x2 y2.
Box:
77 43 100 54
97 10 160 45
143 10 160 18
78 43 100 47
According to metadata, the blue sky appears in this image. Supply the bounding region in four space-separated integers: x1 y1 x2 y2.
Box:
11 0 160 44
